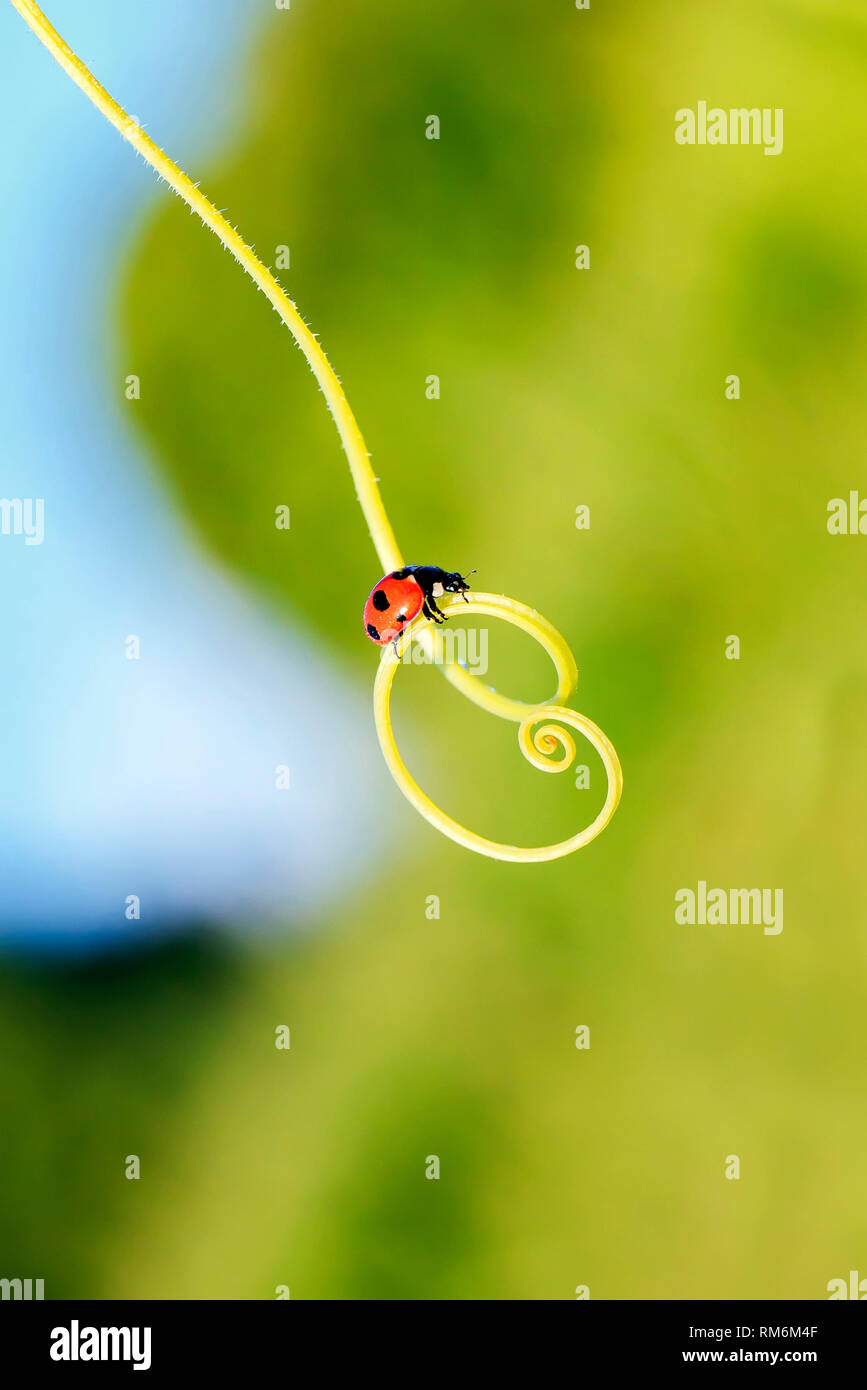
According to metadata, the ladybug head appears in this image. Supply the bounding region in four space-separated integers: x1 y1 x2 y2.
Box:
442 569 475 600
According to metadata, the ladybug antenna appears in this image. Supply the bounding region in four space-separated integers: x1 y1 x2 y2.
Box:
461 568 477 601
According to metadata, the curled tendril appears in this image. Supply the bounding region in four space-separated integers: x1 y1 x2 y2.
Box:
13 0 622 862
520 717 576 772
374 593 622 863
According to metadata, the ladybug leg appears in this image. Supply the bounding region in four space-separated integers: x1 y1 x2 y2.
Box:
422 598 445 624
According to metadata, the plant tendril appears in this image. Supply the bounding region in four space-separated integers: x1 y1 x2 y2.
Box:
10 0 623 861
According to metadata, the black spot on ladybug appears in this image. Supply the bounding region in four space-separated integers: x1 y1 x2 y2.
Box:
372 589 390 612
396 613 407 623
392 566 412 580
366 622 380 640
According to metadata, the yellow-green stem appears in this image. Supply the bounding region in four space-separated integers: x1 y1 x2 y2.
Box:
9 0 623 861
8 0 402 573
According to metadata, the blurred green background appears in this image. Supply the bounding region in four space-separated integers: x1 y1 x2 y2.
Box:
3 0 867 1298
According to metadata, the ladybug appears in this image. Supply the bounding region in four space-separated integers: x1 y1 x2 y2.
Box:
363 565 475 648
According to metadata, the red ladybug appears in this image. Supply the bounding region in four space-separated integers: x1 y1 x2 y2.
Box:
363 565 474 648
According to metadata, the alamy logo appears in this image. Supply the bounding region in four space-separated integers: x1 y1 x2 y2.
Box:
0 497 44 545
827 1270 867 1299
827 493 867 535
675 102 783 156
675 881 783 935
50 1320 152 1371
0 1276 44 1299
399 627 488 676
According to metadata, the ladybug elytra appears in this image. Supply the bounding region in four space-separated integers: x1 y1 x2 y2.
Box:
363 565 474 649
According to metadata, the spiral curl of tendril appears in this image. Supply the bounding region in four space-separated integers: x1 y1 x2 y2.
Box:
11 0 623 862
376 594 622 862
